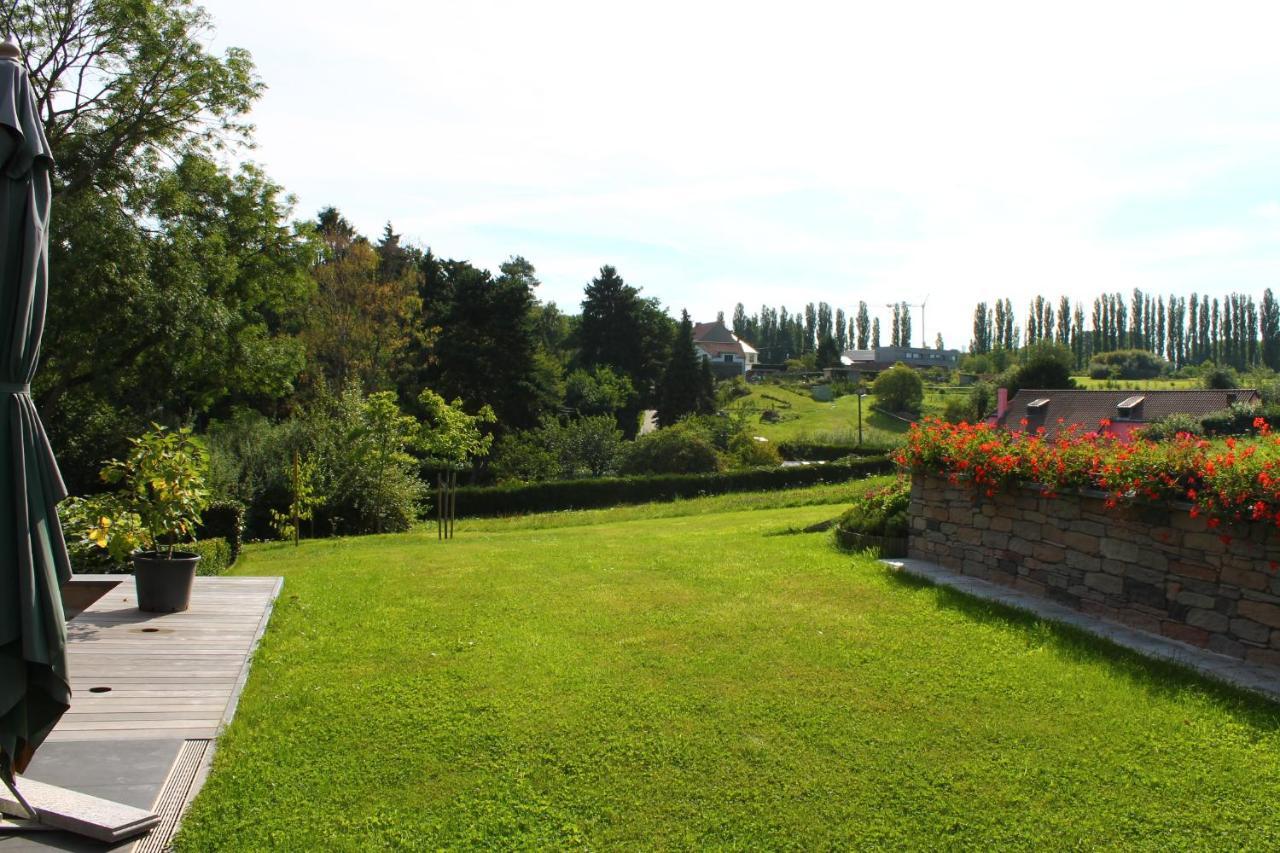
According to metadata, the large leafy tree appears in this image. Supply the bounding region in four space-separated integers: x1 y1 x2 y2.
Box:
10 1 313 491
416 256 559 431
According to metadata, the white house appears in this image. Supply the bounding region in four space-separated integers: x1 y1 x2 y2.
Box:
693 320 758 377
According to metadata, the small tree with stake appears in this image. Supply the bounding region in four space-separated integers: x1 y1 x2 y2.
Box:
417 389 495 539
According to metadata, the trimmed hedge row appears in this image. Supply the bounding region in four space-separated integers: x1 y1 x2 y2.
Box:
776 441 896 462
198 501 245 565
456 457 894 517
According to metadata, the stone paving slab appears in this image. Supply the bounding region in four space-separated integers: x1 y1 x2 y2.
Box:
884 558 1280 703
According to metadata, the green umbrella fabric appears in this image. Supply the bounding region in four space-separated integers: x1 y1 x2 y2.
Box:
0 46 72 781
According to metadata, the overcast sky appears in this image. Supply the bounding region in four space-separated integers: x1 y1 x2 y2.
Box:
202 0 1280 351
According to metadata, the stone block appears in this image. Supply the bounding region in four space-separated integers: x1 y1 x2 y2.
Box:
1085 572 1124 596
1185 607 1229 633
1008 537 1034 557
982 530 1010 550
1013 520 1042 541
990 516 1013 533
1184 532 1227 554
1114 607 1162 634
1167 560 1218 583
1237 599 1280 629
1208 634 1247 659
971 514 990 530
1220 564 1268 592
1122 578 1170 611
1032 542 1066 563
1059 530 1099 553
1122 565 1169 587
1100 539 1141 563
1074 520 1106 537
1161 621 1210 647
1175 591 1216 610
1065 551 1101 573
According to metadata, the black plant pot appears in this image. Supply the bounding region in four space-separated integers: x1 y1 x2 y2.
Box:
133 551 200 613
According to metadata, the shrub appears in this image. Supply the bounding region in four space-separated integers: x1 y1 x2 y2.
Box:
199 501 245 564
455 456 895 516
871 364 924 414
191 538 232 576
777 441 887 461
942 396 975 424
621 425 724 475
837 480 910 538
1086 349 1167 380
1137 414 1204 442
1202 364 1239 390
1001 342 1075 394
491 415 625 483
729 433 782 468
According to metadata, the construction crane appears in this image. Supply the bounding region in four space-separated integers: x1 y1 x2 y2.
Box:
884 295 929 348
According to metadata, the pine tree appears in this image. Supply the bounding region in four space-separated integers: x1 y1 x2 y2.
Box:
657 310 714 427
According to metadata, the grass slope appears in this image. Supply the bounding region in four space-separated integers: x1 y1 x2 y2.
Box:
727 384 910 445
179 488 1280 850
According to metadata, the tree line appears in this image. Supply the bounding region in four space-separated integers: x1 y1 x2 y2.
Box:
729 300 923 365
970 290 1280 372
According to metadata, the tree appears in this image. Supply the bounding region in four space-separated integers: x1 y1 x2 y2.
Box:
872 365 924 414
816 336 842 368
564 366 636 421
856 302 870 349
1006 342 1075 394
416 389 496 470
1262 289 1280 370
418 256 559 432
899 303 912 347
576 266 672 415
657 310 715 427
935 333 944 350
872 318 881 348
835 308 847 350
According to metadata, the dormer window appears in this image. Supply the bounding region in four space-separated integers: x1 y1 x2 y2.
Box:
1116 395 1145 420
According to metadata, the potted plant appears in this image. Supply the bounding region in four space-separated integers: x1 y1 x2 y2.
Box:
97 425 210 612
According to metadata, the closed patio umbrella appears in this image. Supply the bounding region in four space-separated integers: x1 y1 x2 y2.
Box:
0 37 72 791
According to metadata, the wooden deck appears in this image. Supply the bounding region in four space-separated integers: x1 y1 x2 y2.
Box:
51 576 283 742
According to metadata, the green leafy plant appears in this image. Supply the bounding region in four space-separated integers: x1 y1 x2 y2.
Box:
270 453 323 544
837 479 910 538
101 424 210 559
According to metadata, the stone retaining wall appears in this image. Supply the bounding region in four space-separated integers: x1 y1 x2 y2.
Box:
909 473 1280 666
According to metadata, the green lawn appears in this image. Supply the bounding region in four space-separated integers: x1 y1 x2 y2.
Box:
179 483 1280 850
1073 377 1202 390
727 383 910 446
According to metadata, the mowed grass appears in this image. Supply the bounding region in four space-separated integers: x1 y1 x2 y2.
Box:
178 488 1280 850
727 383 909 445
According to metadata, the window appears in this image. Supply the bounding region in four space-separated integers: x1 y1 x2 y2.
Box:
723 353 734 362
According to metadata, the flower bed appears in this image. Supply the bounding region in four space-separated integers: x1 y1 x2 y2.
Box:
895 416 1280 545
899 417 1280 665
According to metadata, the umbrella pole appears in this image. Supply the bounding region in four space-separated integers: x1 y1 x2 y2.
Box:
0 773 35 821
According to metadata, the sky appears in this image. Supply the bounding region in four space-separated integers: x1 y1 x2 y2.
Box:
201 0 1280 352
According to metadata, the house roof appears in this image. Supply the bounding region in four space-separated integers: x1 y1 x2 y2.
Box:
693 320 757 355
995 388 1261 439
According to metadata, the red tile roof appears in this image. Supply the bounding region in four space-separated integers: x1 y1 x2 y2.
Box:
995 388 1260 439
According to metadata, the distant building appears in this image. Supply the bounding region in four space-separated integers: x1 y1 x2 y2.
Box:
694 320 758 378
992 388 1261 441
839 346 961 375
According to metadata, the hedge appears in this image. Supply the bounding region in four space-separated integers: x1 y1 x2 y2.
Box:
69 537 231 576
777 441 896 462
198 501 245 565
456 456 893 517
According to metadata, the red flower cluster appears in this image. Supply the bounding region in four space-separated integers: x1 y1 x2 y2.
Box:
897 417 1280 535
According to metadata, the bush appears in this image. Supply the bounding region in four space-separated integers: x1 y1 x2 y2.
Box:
621 424 724 475
1001 342 1075 394
491 415 625 483
942 396 975 424
836 480 910 537
1202 364 1239 390
1086 349 1167 380
729 433 781 468
871 364 924 414
1137 413 1205 442
776 441 887 461
454 456 895 516
198 501 245 565
191 538 232 576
